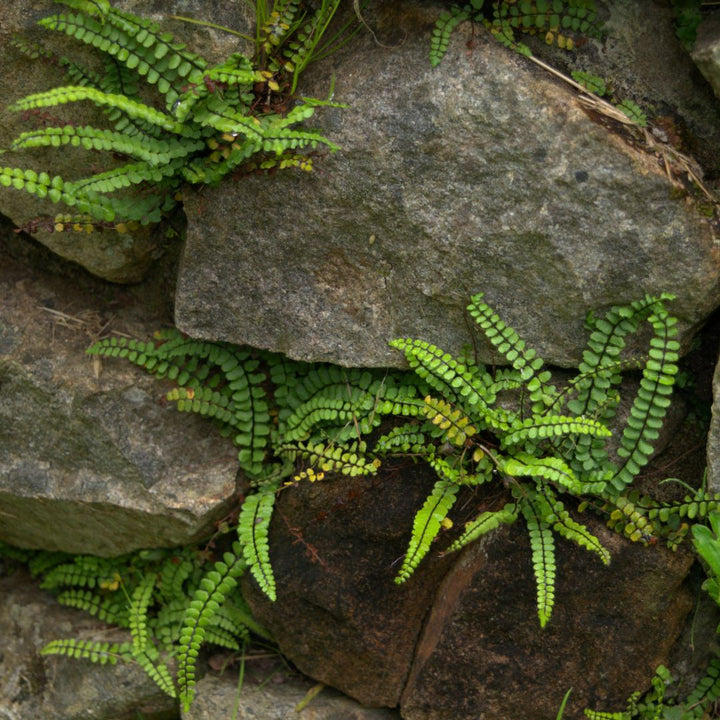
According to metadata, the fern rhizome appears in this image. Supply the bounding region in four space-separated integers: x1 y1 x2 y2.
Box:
1 0 349 233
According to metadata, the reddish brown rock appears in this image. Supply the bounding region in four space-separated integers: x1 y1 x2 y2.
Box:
242 463 696 718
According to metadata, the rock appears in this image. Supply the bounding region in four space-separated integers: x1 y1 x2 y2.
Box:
175 1 719 369
241 460 697 718
242 460 455 707
0 0 251 282
399 522 692 720
0 231 240 556
183 665 401 720
0 567 178 720
707 349 720 491
694 12 720 102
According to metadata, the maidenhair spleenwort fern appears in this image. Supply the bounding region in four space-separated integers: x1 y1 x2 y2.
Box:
429 0 602 66
2 0 349 233
90 292 700 636
25 544 268 705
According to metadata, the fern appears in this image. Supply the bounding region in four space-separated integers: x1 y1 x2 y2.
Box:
41 638 133 665
429 0 601 66
237 487 278 602
522 488 556 628
176 543 248 711
395 478 460 584
88 291 680 630
3 0 348 230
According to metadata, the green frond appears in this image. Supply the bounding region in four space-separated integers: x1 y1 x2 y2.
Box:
609 303 679 493
422 395 477 446
56 589 128 625
389 337 505 429
279 440 380 477
41 638 132 665
10 86 190 136
501 452 583 494
131 646 176 698
11 126 201 166
177 542 247 711
521 490 556 628
683 656 720 717
503 413 611 448
395 478 460 584
446 504 518 553
430 5 473 67
237 489 277 601
374 423 430 455
546 496 610 564
39 555 122 590
467 293 548 396
128 572 155 653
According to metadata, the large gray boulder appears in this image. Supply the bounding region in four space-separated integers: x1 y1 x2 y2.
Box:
175 2 719 369
0 234 240 556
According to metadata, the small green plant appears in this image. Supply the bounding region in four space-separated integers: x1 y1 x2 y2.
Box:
0 543 271 701
429 0 601 66
1 0 350 233
571 71 649 127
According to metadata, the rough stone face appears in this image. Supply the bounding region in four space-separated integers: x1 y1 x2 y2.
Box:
693 13 720 101
175 2 719 369
0 234 240 556
0 0 252 282
707 349 720 491
241 461 697 719
242 461 455 707
184 667 402 720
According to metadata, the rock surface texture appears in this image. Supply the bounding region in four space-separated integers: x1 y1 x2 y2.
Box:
0 236 240 556
241 465 699 720
175 3 719 368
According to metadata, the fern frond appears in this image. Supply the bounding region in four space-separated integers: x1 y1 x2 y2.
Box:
10 86 191 136
546 496 610 565
177 542 247 711
430 5 473 67
278 440 380 477
422 396 477 447
41 638 132 665
374 423 430 455
609 303 679 492
446 504 518 553
10 126 202 166
467 293 547 395
128 572 155 653
502 413 611 448
131 648 177 698
501 452 583 494
683 655 720 718
389 337 504 429
395 478 460 584
56 589 128 625
521 489 556 628
237 488 277 601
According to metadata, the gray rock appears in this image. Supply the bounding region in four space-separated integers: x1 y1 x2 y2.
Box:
183 667 401 720
0 236 239 556
175 2 719 369
693 13 720 101
707 349 720 491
